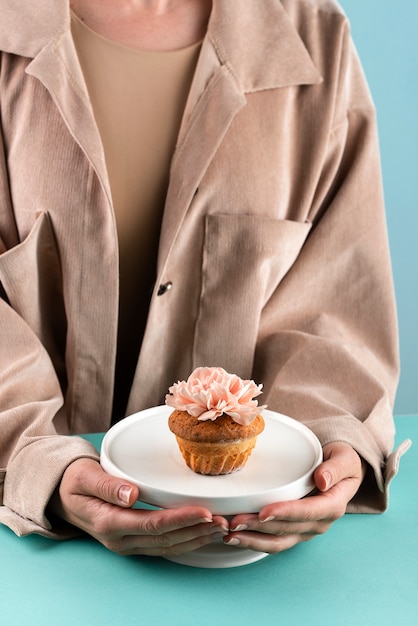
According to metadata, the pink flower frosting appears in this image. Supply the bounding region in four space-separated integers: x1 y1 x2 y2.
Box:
165 366 267 426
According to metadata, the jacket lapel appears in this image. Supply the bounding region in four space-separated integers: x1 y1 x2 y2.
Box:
1 0 322 276
25 40 112 205
157 59 246 274
0 0 111 199
156 0 322 277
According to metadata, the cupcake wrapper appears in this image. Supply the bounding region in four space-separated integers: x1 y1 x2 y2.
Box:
174 436 258 475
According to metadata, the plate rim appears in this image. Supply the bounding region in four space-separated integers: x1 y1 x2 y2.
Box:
100 405 323 510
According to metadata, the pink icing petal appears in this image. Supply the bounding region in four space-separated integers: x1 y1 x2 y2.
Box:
165 366 267 424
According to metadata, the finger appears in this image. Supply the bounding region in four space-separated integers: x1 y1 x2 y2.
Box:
65 458 139 508
92 512 228 556
80 505 219 543
231 499 322 529
315 443 362 493
232 489 348 530
124 530 228 557
126 506 220 535
118 520 228 556
230 517 329 537
224 530 314 554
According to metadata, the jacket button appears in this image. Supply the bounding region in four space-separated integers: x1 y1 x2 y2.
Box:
157 281 173 296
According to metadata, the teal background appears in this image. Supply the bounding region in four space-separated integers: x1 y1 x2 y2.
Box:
340 1 417 414
2 420 417 626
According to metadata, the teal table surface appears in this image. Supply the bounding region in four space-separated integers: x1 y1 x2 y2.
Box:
1 416 416 626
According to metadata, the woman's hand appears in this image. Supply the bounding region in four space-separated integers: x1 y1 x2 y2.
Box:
50 458 229 556
224 442 365 553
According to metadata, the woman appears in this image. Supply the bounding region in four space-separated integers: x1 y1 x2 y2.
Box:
0 0 408 556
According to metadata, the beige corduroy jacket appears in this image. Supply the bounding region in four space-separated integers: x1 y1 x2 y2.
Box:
0 0 410 538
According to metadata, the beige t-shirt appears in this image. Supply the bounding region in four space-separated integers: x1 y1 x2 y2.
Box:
71 13 201 418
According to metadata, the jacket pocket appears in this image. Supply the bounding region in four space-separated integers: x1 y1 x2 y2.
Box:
193 214 312 376
0 212 67 387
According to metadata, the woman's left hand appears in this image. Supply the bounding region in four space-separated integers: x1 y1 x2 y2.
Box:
225 441 365 553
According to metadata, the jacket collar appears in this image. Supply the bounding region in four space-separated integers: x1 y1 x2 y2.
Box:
0 0 322 274
156 1 322 281
208 0 322 91
0 0 69 57
0 0 322 90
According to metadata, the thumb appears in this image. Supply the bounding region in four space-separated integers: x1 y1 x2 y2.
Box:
314 442 361 493
70 458 139 507
314 464 334 492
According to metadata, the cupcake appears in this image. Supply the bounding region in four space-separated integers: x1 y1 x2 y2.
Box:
165 367 266 475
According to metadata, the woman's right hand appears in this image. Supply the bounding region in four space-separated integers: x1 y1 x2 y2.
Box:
49 458 229 556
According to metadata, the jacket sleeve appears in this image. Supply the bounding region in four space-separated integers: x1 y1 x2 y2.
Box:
0 129 99 539
253 31 410 513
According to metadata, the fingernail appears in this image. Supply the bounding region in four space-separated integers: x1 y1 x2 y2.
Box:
211 526 228 536
322 471 332 490
224 537 240 546
199 517 213 523
118 485 133 505
260 516 275 523
230 523 248 532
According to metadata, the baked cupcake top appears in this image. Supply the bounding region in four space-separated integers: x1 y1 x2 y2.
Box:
165 366 267 426
168 409 265 443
